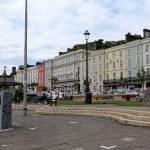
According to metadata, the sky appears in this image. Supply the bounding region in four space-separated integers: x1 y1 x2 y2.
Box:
0 0 150 74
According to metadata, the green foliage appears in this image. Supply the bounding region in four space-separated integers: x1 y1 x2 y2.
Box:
57 100 143 106
83 79 91 85
51 76 58 83
72 44 86 51
42 86 47 91
137 67 146 79
69 39 126 51
14 88 23 100
96 39 126 50
31 82 38 86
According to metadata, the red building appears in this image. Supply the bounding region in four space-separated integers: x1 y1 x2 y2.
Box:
37 62 45 92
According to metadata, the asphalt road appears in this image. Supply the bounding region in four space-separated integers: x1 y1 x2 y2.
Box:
0 110 149 150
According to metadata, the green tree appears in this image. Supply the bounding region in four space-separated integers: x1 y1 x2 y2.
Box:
42 86 47 91
137 67 146 89
51 76 58 83
14 88 23 101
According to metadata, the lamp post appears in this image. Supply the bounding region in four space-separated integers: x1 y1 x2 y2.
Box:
23 0 28 116
4 66 7 90
77 66 80 94
84 30 92 104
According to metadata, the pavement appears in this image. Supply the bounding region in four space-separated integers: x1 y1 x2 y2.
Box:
0 110 150 150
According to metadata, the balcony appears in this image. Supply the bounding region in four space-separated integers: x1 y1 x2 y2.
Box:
53 78 80 84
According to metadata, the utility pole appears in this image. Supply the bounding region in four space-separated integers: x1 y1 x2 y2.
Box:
23 0 28 116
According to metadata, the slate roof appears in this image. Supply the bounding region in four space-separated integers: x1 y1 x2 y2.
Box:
0 70 21 86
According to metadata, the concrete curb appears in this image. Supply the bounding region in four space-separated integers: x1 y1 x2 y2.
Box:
12 105 150 127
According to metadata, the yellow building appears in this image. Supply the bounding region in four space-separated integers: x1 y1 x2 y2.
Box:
103 44 126 91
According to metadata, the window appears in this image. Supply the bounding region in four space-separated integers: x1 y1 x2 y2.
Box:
93 65 95 72
128 70 131 78
127 49 131 55
113 61 116 68
120 60 123 68
106 63 109 70
113 72 116 79
120 71 123 78
93 57 95 63
106 73 109 80
145 44 149 52
82 68 84 75
120 51 122 57
99 64 102 70
136 56 140 65
93 74 96 82
106 54 109 59
99 55 101 61
99 74 102 82
137 47 140 54
112 51 115 58
128 58 132 67
146 55 150 64
147 68 150 75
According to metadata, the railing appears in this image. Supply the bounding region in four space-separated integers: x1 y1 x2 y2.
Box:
53 78 80 84
103 76 150 84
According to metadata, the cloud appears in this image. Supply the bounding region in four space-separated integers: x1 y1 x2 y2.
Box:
0 0 150 74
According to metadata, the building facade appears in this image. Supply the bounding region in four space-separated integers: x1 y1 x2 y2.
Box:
45 59 53 91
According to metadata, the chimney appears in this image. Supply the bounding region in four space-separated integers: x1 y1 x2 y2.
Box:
12 67 16 74
143 29 150 38
125 32 143 42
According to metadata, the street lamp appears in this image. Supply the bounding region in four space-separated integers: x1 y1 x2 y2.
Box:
4 66 7 89
23 0 28 116
84 30 92 104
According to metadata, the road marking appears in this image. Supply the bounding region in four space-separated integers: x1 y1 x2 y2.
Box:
1 145 7 147
72 148 85 150
29 127 38 130
33 114 38 117
12 123 21 127
0 128 13 132
121 137 134 142
70 121 79 124
100 146 117 149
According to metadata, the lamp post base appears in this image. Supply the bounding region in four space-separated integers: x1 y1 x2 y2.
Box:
85 92 92 104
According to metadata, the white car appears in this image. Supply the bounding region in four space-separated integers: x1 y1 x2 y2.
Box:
125 90 138 95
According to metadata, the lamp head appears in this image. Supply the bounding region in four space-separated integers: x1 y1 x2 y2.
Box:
84 30 90 40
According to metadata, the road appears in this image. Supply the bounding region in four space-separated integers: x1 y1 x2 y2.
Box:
0 110 149 150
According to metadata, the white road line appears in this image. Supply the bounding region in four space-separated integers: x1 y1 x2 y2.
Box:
29 127 38 130
100 146 117 149
1 145 7 147
0 128 13 132
33 114 38 117
121 137 134 142
70 121 79 124
12 123 21 127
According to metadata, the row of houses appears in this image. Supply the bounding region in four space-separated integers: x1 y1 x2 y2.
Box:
14 29 150 93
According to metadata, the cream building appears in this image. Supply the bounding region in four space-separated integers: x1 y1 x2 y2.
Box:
52 49 92 93
14 66 24 84
90 50 104 92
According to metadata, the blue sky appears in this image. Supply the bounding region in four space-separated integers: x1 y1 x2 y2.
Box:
0 0 150 74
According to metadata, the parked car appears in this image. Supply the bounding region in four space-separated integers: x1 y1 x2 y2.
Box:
125 90 138 95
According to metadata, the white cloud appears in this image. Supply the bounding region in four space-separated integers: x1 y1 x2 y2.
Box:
0 0 150 74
